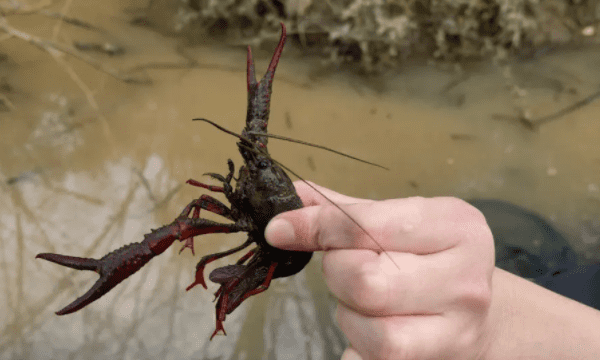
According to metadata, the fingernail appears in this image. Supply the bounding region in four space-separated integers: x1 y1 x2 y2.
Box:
265 218 295 247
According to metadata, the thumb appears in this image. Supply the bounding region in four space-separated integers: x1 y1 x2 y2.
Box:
264 205 322 251
266 182 373 251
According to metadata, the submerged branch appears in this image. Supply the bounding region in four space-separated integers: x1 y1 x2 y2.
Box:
492 87 600 131
0 18 151 84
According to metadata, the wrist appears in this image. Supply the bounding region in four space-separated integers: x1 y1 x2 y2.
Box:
483 267 600 360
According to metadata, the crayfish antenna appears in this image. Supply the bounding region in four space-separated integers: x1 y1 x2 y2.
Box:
245 131 390 170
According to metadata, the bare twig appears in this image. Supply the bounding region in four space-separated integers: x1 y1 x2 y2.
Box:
126 45 311 89
0 18 151 84
0 0 53 15
45 47 115 144
0 93 15 110
51 186 105 206
16 213 24 325
533 88 600 127
492 87 600 130
40 9 101 31
1 0 101 31
52 0 75 40
147 183 181 214
133 167 157 203
0 17 139 145
81 182 140 258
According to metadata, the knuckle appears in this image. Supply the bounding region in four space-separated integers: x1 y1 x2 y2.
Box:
439 197 484 221
456 198 488 227
351 261 390 315
373 198 424 242
439 197 494 243
462 279 492 312
377 321 409 360
454 326 482 356
315 205 349 249
389 197 425 234
314 205 335 248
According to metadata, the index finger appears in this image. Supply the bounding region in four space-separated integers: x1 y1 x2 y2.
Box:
266 193 489 255
266 199 410 253
292 180 372 207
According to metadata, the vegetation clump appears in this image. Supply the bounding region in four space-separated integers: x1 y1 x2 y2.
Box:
175 0 597 72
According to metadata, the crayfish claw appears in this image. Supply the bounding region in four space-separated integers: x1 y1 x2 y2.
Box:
55 276 115 315
36 253 101 272
37 242 156 315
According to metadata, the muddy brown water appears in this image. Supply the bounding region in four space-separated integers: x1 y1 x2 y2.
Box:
1 2 600 359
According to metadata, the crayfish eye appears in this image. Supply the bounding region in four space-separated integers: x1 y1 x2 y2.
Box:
258 159 269 169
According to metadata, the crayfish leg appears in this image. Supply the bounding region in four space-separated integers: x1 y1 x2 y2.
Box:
235 249 256 265
212 288 230 340
186 179 224 192
179 195 232 220
210 319 227 341
208 262 277 340
177 195 236 255
238 262 277 303
185 238 253 291
211 249 256 300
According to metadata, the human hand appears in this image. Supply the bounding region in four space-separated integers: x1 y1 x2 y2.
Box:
265 181 496 360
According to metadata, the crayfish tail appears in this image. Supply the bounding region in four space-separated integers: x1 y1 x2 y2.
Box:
36 253 100 272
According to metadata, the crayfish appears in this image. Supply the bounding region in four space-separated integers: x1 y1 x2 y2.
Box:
36 23 312 340
36 22 387 340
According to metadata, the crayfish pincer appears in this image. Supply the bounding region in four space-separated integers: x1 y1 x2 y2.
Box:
36 23 313 340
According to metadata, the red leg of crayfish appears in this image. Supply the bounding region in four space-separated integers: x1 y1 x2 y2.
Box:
237 262 277 302
186 179 224 192
185 239 253 291
235 249 255 265
36 216 248 315
180 195 233 221
177 195 234 255
212 249 256 300
186 159 236 194
210 262 277 340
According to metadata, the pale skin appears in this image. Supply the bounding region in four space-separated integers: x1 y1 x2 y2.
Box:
264 181 600 360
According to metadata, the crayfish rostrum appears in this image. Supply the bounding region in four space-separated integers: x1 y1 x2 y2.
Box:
36 23 313 340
